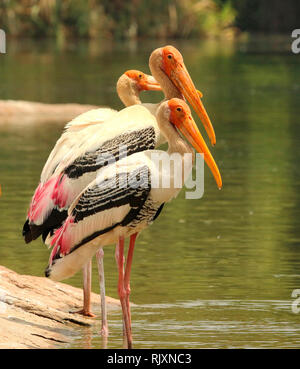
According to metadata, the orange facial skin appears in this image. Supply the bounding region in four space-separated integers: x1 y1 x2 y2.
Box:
168 98 222 190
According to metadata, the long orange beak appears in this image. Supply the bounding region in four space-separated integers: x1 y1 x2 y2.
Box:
170 63 216 146
177 114 222 189
142 75 162 91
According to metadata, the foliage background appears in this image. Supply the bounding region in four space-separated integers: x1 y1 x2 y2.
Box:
0 0 298 41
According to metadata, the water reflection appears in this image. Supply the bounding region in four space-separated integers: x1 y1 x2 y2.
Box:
1 37 300 348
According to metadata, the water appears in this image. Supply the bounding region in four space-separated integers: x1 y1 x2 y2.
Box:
1 36 300 348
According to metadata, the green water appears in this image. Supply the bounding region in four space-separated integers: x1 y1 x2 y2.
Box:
1 36 300 348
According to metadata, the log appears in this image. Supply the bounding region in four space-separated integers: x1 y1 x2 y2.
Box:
0 265 120 348
0 100 101 124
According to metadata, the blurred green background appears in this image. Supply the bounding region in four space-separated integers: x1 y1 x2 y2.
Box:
1 0 299 41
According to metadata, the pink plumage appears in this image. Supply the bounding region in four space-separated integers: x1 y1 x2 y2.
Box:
27 176 57 224
27 173 71 226
49 216 74 264
51 174 68 208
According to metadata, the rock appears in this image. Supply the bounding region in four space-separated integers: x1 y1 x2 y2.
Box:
0 100 100 124
0 265 120 348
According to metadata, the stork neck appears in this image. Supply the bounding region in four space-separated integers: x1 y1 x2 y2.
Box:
156 107 192 158
120 89 141 106
116 76 141 106
149 62 183 100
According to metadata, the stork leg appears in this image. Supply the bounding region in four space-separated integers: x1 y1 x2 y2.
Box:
96 247 108 336
115 241 126 337
124 233 138 329
74 260 95 317
116 236 132 349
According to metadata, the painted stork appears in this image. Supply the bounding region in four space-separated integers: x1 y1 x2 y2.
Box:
23 45 215 335
46 98 222 349
23 70 162 331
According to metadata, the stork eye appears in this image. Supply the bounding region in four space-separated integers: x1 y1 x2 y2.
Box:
176 107 182 112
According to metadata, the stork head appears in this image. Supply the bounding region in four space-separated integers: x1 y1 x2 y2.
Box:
117 70 161 106
164 98 222 189
149 46 216 146
124 70 161 92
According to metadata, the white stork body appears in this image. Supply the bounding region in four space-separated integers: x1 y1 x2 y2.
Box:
46 98 222 349
46 148 179 280
48 157 188 277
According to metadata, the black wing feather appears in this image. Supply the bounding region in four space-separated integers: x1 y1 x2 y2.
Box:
69 165 151 253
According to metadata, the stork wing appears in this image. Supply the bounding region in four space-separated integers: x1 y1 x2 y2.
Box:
64 108 117 132
24 105 158 243
49 164 151 261
41 108 117 183
55 104 159 173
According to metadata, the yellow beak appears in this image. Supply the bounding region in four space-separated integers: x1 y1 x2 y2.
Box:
143 75 162 91
171 63 216 146
177 114 222 189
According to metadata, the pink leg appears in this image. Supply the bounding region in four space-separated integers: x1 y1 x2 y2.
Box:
74 260 96 317
115 241 126 336
116 236 133 349
124 233 138 329
96 248 108 336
